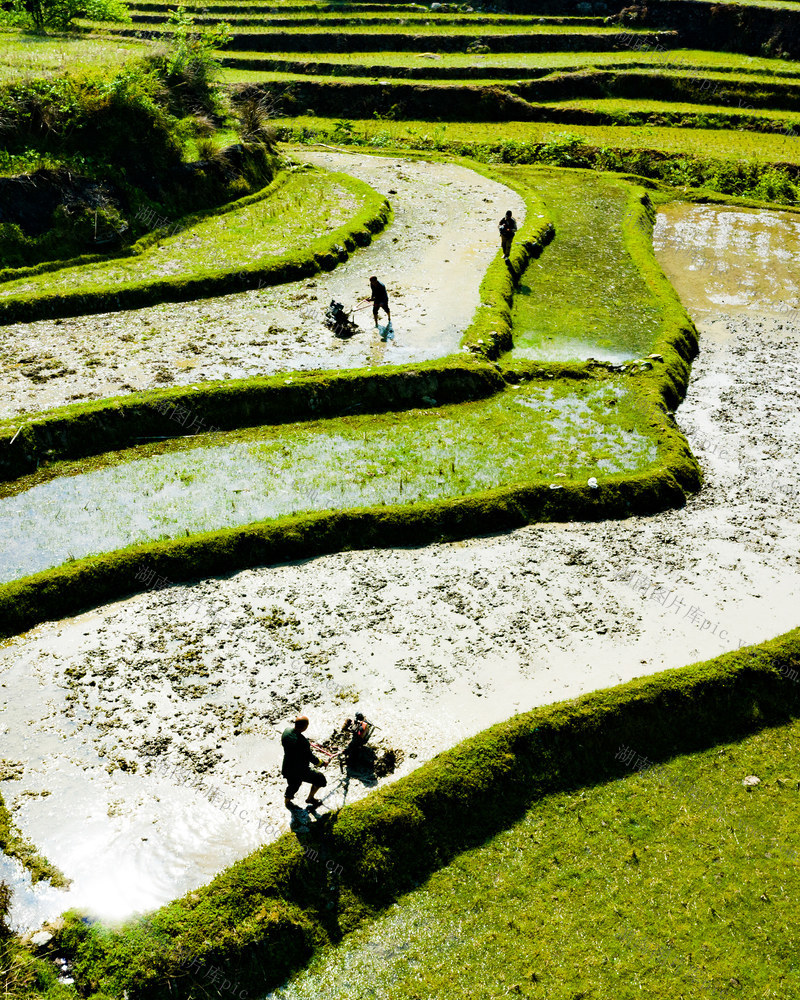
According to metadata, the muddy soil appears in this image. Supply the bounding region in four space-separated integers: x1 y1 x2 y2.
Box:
0 151 524 421
2 201 799 932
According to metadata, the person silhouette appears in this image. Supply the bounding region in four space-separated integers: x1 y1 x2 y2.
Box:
281 715 327 809
499 210 518 261
369 276 391 329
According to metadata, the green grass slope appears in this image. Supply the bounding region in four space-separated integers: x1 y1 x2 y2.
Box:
277 714 800 1000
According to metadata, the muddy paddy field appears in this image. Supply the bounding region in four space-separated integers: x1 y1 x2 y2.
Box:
0 153 524 420
0 154 800 928
1 158 799 951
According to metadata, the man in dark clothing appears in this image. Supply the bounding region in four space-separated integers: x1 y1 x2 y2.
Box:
282 715 327 809
369 276 391 328
499 210 518 260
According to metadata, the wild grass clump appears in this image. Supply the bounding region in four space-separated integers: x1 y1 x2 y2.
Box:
146 5 232 118
0 16 277 269
0 61 183 172
232 86 280 148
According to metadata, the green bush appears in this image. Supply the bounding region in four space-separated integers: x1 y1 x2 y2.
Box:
155 6 232 116
0 71 182 173
748 165 799 202
0 0 129 32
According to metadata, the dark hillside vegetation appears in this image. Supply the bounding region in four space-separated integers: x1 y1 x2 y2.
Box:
0 18 279 268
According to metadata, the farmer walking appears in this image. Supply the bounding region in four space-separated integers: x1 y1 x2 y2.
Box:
368 275 391 329
281 715 327 810
499 210 518 261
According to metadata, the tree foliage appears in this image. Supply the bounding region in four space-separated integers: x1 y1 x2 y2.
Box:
0 0 130 33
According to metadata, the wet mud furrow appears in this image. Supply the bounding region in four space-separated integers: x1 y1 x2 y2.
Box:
1 200 799 933
0 153 525 420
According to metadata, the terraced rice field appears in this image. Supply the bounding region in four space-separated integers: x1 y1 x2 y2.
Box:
279 116 800 168
0 168 370 315
0 31 151 82
509 169 663 361
85 0 800 135
2 0 800 997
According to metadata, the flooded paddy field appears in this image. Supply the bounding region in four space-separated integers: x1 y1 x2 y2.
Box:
654 201 800 319
0 380 657 584
2 189 799 943
510 170 663 363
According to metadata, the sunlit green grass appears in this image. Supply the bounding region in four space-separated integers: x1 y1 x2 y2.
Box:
0 30 152 83
128 10 605 24
509 169 662 361
268 717 800 1000
554 96 800 125
220 46 800 76
0 169 364 301
131 0 428 8
0 379 658 583
100 20 657 35
278 117 800 167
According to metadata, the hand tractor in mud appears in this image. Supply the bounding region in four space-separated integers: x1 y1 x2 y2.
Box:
310 712 378 771
324 299 359 339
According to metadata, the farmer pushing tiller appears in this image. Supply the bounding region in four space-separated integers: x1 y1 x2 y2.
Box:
353 276 394 340
277 712 380 810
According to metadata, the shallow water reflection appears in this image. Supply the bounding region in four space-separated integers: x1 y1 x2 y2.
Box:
0 383 656 583
654 203 800 317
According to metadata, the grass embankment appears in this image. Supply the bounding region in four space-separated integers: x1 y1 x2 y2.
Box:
130 0 430 9
0 40 279 268
0 167 390 323
218 46 800 79
0 378 661 584
550 97 800 132
509 169 663 361
109 22 662 37
55 628 800 999
276 716 800 1000
128 12 607 26
280 118 800 165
